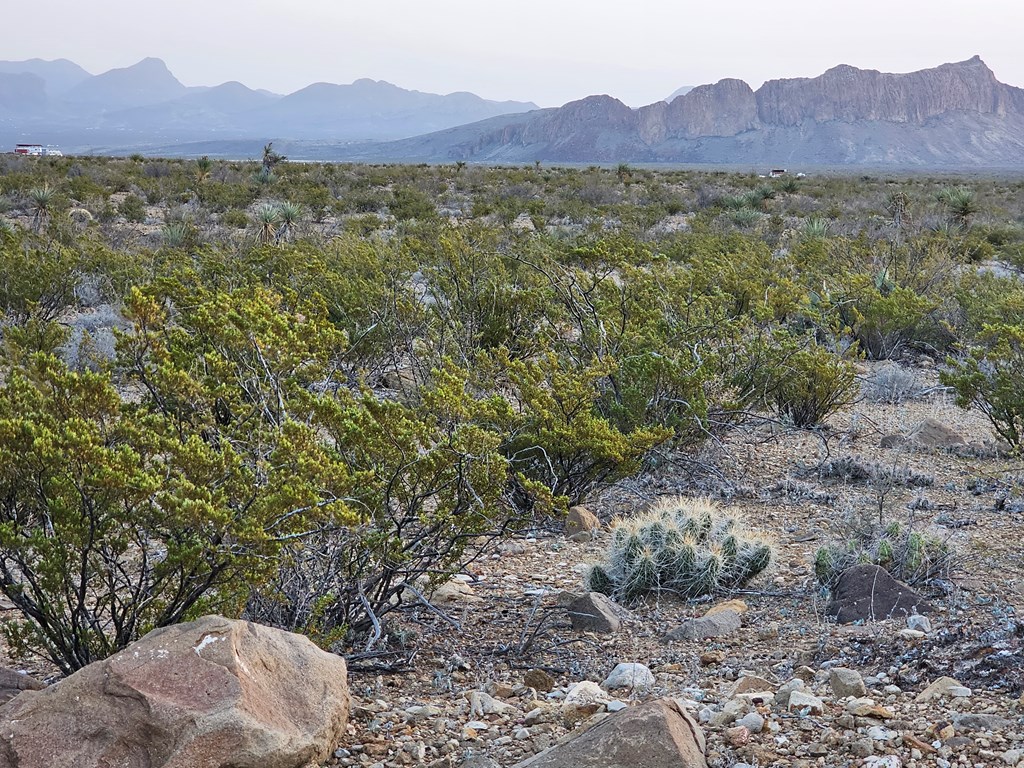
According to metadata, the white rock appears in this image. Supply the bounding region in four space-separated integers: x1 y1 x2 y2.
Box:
606 700 628 713
564 680 611 707
864 757 902 768
867 725 898 741
786 690 824 715
601 663 655 694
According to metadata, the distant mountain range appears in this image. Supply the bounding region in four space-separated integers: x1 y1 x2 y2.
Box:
1 56 1023 166
0 57 538 150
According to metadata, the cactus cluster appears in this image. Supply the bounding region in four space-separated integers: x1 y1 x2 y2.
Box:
584 497 774 601
814 520 952 589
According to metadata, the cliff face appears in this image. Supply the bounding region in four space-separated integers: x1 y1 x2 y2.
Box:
666 79 759 138
754 56 1018 125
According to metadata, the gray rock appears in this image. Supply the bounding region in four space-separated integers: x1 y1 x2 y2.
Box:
568 592 623 634
774 678 807 709
736 712 764 734
602 663 655 694
513 697 708 768
665 609 741 641
829 667 867 698
907 614 932 633
954 713 1011 732
0 667 45 705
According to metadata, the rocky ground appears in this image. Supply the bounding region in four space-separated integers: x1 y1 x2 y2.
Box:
324 360 1024 768
0 360 1020 768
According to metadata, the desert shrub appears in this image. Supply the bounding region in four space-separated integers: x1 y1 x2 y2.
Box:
815 518 953 588
850 282 938 360
390 186 437 222
751 334 858 427
862 363 921 403
816 455 934 487
0 287 360 672
221 208 249 229
942 323 1024 450
584 497 774 600
480 351 671 505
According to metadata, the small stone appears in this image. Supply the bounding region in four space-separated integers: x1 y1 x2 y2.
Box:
793 666 816 683
726 725 751 746
948 686 972 698
737 712 764 733
468 690 516 717
830 667 867 698
907 614 932 633
731 675 776 697
1002 749 1022 765
898 629 926 641
485 681 515 699
774 678 807 709
954 713 1010 731
565 505 601 535
568 592 622 634
523 669 555 693
700 651 726 666
606 700 628 713
786 690 824 715
704 599 748 617
850 738 875 757
867 725 898 741
864 756 902 768
514 727 530 740
665 609 741 641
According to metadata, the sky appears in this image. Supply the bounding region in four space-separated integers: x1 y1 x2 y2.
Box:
6 0 1024 108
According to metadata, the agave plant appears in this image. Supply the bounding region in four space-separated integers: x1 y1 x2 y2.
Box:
801 216 830 239
160 222 191 248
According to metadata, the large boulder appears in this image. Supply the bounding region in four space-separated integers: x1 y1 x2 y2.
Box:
514 698 707 768
826 564 932 623
0 615 350 768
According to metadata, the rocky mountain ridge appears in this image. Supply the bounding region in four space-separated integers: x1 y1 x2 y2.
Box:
334 56 1024 166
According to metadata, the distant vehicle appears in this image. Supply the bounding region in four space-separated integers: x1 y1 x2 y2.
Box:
769 168 787 178
13 144 63 157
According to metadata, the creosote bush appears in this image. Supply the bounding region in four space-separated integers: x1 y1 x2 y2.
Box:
584 497 774 601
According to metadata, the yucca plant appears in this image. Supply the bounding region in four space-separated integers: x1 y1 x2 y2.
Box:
584 498 774 601
28 185 54 232
276 201 303 242
938 186 978 231
252 203 281 245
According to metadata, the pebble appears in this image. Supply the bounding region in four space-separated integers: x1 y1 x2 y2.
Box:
737 712 764 733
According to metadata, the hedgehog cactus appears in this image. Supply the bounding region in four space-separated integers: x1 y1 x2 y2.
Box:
583 497 774 601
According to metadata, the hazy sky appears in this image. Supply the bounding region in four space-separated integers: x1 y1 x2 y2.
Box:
7 0 1024 107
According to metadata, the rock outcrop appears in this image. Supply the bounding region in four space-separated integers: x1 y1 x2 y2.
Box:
0 615 351 768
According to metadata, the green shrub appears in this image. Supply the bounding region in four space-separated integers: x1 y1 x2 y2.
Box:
118 193 146 223
584 497 774 600
751 335 857 427
942 322 1024 450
